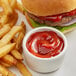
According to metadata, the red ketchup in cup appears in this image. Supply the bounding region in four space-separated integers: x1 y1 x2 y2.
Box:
26 31 64 58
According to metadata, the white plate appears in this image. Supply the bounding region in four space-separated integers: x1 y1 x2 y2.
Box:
10 0 76 76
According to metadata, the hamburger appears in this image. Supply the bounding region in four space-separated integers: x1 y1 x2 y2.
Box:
22 0 76 33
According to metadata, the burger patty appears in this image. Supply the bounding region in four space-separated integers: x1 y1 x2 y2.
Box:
27 12 76 26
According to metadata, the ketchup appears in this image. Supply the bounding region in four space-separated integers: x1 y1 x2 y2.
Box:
37 9 76 22
26 31 64 58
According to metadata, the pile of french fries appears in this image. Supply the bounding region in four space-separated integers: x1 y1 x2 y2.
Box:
0 0 32 76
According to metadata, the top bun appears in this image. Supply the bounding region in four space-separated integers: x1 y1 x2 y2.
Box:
22 0 76 16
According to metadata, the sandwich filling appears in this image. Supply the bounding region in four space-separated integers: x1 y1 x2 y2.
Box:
27 9 76 27
24 8 76 32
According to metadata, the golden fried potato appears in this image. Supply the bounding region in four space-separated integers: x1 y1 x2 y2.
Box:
0 24 11 38
8 71 16 76
21 22 26 34
8 12 18 27
0 64 8 76
0 64 16 76
0 26 22 48
16 61 32 76
0 61 11 68
11 50 23 60
16 32 24 50
2 54 17 65
16 2 25 14
1 0 13 14
8 0 17 9
0 43 15 58
0 0 28 76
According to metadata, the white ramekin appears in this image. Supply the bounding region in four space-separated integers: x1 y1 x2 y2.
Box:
23 27 67 73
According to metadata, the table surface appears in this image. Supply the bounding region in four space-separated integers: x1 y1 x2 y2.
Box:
10 0 76 76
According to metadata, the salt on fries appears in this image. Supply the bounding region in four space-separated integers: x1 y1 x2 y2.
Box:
0 0 32 76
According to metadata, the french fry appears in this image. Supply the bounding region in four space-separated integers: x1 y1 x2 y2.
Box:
8 71 16 76
16 2 25 14
18 47 23 54
0 0 1 6
8 0 17 9
11 50 23 60
0 15 8 25
2 54 17 65
0 25 2 29
0 12 18 26
0 43 15 58
0 24 11 38
1 0 13 14
0 64 15 76
0 73 2 76
16 32 24 50
16 61 32 76
11 36 17 43
9 12 18 27
0 13 17 26
12 36 23 54
0 61 11 68
0 26 22 48
0 9 4 18
21 22 26 34
0 0 28 76
0 64 8 76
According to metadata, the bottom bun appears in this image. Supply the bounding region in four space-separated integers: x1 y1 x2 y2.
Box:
63 27 76 34
25 12 76 34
